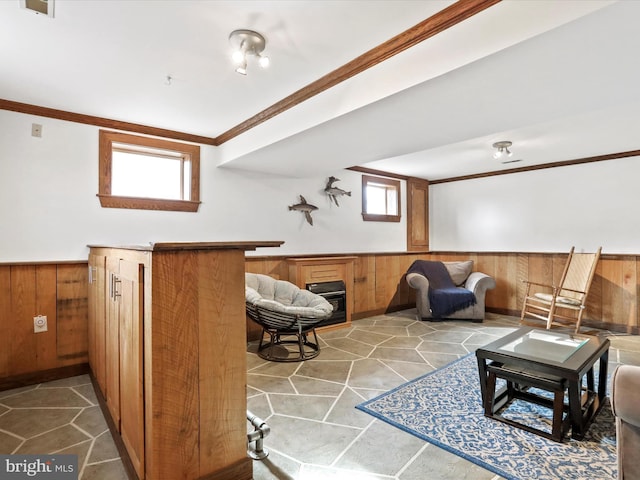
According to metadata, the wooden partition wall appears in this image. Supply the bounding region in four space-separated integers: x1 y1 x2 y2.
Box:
246 251 640 334
0 262 88 385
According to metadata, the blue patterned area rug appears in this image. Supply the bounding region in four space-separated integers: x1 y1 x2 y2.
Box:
356 354 616 480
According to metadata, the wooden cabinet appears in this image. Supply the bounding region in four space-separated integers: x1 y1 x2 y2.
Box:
116 259 145 478
407 177 429 252
88 241 282 480
88 254 107 395
287 256 356 331
89 252 145 478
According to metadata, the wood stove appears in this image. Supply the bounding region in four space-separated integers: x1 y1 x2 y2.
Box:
306 280 346 328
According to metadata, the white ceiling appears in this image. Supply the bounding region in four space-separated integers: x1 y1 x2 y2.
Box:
2 0 637 180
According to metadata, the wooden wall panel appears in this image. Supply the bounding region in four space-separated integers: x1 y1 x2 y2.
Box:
599 256 638 332
10 266 38 375
35 265 58 371
0 263 89 381
246 251 638 333
56 264 89 361
3 250 639 384
353 256 376 314
0 266 11 377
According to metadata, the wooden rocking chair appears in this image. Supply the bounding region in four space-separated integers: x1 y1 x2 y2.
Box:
520 247 601 333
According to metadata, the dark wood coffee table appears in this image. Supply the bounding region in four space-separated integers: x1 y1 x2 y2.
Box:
476 327 609 442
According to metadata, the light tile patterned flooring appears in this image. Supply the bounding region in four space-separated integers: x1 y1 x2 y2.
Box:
248 310 640 480
0 375 127 479
1 310 639 480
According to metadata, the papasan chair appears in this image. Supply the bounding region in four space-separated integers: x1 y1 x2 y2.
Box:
245 273 334 362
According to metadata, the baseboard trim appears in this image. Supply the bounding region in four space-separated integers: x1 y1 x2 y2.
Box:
352 304 415 321
198 457 253 480
0 363 90 392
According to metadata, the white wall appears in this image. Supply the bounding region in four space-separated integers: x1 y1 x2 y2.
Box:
430 157 640 254
0 110 407 262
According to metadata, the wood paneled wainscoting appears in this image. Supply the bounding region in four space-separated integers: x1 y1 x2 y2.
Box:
1 250 637 389
246 251 640 335
0 262 89 390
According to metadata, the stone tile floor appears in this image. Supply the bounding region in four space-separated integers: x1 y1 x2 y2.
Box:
0 375 127 479
247 310 640 480
1 309 638 480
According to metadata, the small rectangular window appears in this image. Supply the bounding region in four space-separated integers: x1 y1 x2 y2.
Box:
98 130 200 212
362 175 401 222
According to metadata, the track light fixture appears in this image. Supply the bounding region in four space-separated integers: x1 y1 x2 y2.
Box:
492 141 513 159
229 29 270 75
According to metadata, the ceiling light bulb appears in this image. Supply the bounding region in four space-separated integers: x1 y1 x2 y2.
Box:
258 55 270 68
232 50 245 64
235 58 247 75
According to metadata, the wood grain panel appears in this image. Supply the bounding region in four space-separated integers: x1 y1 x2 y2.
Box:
105 256 121 429
407 178 429 251
621 256 637 330
35 265 57 370
515 253 529 313
198 250 247 477
10 266 37 375
249 252 640 333
0 266 10 377
56 264 88 360
354 256 376 313
149 251 200 480
495 254 519 311
88 254 107 395
118 259 144 479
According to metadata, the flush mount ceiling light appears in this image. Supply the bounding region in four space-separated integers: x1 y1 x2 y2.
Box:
492 140 513 159
229 29 270 75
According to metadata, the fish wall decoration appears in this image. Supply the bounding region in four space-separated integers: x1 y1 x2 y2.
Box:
288 195 318 226
324 176 351 206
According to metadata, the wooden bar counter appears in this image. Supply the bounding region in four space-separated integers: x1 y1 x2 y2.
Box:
87 241 282 480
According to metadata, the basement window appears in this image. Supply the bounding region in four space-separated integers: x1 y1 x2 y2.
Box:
98 130 201 212
361 174 401 222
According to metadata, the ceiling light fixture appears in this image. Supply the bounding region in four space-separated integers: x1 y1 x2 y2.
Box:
229 29 270 75
492 140 513 159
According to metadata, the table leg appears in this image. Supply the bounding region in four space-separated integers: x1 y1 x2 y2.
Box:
598 349 609 401
568 380 584 440
477 356 489 410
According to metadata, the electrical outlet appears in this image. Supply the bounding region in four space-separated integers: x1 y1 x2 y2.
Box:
33 315 48 333
31 123 42 138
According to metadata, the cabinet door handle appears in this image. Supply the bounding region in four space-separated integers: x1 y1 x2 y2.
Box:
113 275 121 298
88 266 97 284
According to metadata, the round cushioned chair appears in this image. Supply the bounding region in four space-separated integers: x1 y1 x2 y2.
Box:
245 273 333 362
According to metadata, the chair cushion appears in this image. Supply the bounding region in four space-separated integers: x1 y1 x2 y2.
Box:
245 273 333 318
534 292 582 306
444 261 473 286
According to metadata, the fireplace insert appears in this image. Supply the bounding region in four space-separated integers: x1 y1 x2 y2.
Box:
306 280 346 328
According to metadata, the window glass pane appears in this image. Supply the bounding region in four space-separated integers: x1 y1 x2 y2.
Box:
366 185 388 214
386 187 398 215
361 174 401 222
112 151 182 200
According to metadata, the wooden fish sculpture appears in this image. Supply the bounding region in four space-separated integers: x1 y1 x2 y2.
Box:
288 195 318 225
324 176 351 206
